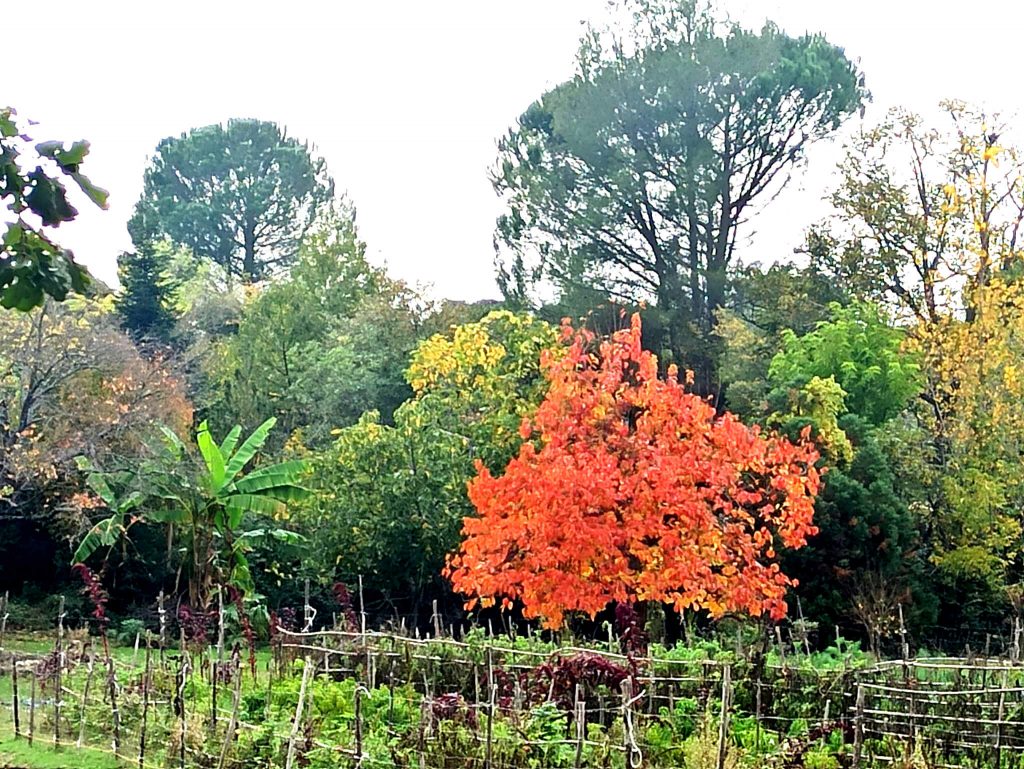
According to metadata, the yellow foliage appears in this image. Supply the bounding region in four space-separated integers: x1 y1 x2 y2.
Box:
912 278 1024 581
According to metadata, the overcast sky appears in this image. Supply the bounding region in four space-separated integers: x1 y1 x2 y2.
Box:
10 0 1024 301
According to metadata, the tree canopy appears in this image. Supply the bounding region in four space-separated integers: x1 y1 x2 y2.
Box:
138 119 334 282
494 0 864 386
447 314 821 629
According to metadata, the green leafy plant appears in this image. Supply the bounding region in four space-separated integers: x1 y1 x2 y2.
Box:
74 417 309 609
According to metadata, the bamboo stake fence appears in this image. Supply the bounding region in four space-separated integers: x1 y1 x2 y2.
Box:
1 610 1023 768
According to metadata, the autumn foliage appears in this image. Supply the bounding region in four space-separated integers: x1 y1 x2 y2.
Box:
446 315 822 629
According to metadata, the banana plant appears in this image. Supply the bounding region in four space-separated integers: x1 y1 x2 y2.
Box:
74 417 308 609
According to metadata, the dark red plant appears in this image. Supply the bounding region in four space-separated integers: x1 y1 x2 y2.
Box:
227 586 257 676
528 652 632 710
430 693 477 728
614 602 648 654
177 604 213 643
332 582 359 632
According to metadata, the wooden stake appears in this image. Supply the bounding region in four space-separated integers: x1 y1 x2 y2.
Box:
285 658 312 769
621 677 640 769
358 574 367 638
796 595 812 657
354 684 364 767
54 595 65 749
774 626 788 671
11 657 19 738
0 590 8 653
852 683 865 769
417 696 427 769
175 649 186 769
28 670 35 746
485 646 495 769
898 603 909 661
303 579 313 632
77 640 94 748
157 591 167 670
217 659 243 769
139 636 152 769
754 677 762 755
716 665 732 769
994 668 1007 769
574 683 585 769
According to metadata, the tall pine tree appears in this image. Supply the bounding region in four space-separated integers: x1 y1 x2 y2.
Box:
116 204 177 343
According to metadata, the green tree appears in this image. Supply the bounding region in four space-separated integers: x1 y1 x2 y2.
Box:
200 212 416 444
116 205 177 342
138 119 334 282
768 302 921 426
718 262 848 419
0 107 108 310
785 416 932 653
297 311 559 605
494 0 864 385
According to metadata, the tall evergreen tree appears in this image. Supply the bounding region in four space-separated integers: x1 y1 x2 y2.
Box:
116 205 177 342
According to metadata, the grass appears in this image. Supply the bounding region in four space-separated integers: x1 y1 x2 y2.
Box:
0 720 119 769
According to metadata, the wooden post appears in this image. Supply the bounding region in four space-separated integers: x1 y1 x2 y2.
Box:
76 640 95 749
485 646 495 769
388 660 396 729
210 652 218 732
907 687 917 754
54 594 65 748
11 657 19 738
417 696 427 769
796 596 812 657
175 649 186 769
212 590 224 731
431 599 441 639
852 683 865 769
139 637 152 769
994 668 1007 769
898 604 909 661
717 665 732 769
353 685 364 767
28 670 35 746
284 658 312 769
621 677 640 769
754 677 762 755
358 574 367 638
303 579 313 632
775 626 788 671
216 589 226 662
217 659 243 769
157 590 167 670
574 683 585 769
0 590 8 653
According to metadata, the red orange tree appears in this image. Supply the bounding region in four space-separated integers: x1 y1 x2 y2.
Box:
446 315 822 629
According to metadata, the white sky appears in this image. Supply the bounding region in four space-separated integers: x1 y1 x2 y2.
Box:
9 0 1024 301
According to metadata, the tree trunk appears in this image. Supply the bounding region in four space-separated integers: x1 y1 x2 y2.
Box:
242 222 257 282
